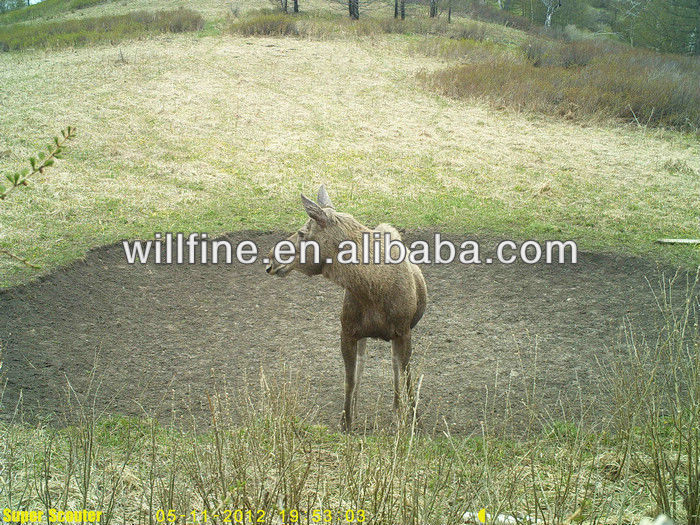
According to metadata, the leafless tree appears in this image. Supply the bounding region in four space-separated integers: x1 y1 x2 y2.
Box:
541 0 561 26
612 0 651 44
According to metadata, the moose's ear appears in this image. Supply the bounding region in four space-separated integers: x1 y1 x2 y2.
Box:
301 193 328 227
317 184 334 209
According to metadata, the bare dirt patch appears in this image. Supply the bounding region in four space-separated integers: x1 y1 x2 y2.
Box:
0 231 689 433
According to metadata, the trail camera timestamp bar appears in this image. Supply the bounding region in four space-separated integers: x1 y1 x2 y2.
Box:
155 508 367 524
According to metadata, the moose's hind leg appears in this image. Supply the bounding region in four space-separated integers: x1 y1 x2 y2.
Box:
391 331 414 411
340 333 359 432
353 338 367 420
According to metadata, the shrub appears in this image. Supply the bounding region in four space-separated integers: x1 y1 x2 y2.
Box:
229 10 299 36
418 46 700 131
521 36 622 68
521 35 551 66
0 127 76 268
152 8 204 33
450 20 487 41
411 35 504 60
0 8 204 51
463 0 533 31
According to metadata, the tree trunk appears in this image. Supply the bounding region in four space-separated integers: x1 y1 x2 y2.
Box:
430 0 437 17
543 0 560 27
293 0 298 12
400 0 405 19
282 0 288 13
394 0 398 17
448 3 451 21
348 0 359 18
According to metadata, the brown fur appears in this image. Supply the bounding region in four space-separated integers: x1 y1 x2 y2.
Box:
266 186 427 431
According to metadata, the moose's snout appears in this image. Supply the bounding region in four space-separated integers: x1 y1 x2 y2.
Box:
265 250 291 277
265 249 278 275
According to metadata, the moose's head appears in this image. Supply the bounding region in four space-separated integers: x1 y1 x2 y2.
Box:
265 185 339 278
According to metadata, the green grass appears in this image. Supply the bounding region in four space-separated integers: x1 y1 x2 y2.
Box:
0 8 204 51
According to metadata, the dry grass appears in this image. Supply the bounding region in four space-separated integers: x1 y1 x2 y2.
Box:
0 29 698 286
460 0 534 31
0 364 660 524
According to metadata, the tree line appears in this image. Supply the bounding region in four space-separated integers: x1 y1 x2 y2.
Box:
268 0 698 54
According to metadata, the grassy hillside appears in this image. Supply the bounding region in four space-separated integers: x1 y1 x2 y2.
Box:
0 0 697 288
1 24 698 286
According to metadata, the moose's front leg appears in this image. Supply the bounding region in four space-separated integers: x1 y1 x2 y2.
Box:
340 332 358 432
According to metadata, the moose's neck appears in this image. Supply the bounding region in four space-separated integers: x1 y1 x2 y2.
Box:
321 223 393 304
324 257 376 301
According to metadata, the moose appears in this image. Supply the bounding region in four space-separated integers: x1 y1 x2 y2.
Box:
266 185 427 431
